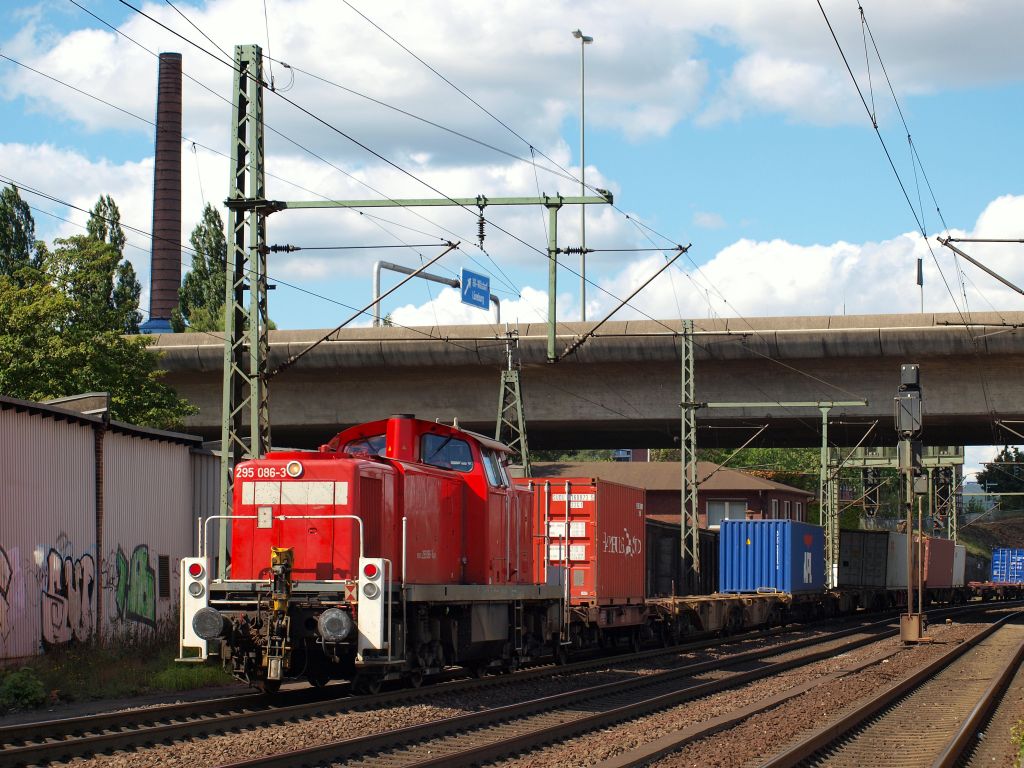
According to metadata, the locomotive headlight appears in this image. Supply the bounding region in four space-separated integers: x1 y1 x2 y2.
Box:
188 581 205 598
362 582 380 599
285 460 304 478
317 607 354 642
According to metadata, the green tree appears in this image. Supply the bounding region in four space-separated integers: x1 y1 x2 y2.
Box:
0 185 45 281
172 204 226 332
0 202 194 429
976 447 1024 513
0 265 194 429
85 195 141 333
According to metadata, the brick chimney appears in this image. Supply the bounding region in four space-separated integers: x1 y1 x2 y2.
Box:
141 52 182 333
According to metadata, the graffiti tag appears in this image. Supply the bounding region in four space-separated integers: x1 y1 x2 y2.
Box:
114 545 156 628
602 528 642 557
41 548 96 647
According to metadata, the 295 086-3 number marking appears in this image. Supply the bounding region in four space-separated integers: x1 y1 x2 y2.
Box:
235 465 287 479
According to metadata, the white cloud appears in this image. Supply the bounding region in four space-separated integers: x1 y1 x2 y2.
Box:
693 210 725 229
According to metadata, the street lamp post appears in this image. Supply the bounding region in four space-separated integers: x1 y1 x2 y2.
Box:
572 28 593 322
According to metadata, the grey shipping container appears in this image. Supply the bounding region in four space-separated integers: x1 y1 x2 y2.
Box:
837 530 888 588
646 520 718 596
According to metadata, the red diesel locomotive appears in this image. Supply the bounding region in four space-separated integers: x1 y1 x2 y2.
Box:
179 414 577 692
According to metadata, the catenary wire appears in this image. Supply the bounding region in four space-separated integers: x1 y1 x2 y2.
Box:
110 0 690 338
66 0 518 297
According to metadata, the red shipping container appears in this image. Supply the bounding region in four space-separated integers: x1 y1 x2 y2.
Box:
918 535 955 589
518 478 646 606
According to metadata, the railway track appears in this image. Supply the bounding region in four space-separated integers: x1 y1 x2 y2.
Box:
756 610 1024 768
214 619 907 768
0 620 829 767
2 603 1012 767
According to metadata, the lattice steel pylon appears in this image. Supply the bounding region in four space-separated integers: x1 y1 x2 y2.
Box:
680 320 700 593
495 328 531 476
218 44 271 577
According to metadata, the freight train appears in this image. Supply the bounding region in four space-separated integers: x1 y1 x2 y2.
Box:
177 414 971 693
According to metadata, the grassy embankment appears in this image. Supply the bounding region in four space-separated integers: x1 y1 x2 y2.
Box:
0 640 232 714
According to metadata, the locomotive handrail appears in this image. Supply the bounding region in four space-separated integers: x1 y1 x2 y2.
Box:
200 514 365 580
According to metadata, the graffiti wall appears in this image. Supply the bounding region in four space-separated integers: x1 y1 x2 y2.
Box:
0 400 208 660
102 431 192 638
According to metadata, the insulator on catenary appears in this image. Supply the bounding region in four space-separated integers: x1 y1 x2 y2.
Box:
477 210 486 248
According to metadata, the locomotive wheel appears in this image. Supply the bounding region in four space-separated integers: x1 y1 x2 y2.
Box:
554 644 569 665
257 679 281 695
352 675 382 695
407 670 424 688
307 671 330 688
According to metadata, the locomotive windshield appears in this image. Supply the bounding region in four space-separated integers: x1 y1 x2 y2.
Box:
481 449 508 487
421 433 474 472
343 434 386 456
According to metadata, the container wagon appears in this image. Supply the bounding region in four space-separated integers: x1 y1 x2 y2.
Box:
516 477 647 651
970 547 1024 600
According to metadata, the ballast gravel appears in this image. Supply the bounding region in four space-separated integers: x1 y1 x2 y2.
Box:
56 616 991 768
490 620 995 768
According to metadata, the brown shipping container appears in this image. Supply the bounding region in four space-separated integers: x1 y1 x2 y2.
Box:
920 535 955 588
524 478 646 605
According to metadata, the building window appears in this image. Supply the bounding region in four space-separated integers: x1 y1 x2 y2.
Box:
795 502 803 521
783 500 792 519
771 499 779 519
706 499 747 527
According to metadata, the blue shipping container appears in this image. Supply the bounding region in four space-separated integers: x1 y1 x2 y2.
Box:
719 519 825 594
990 548 1024 584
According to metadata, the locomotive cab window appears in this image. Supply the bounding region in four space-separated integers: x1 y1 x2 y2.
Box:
482 449 508 487
421 433 474 472
344 434 386 456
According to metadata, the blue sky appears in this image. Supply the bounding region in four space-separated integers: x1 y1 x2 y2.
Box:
2 0 1023 471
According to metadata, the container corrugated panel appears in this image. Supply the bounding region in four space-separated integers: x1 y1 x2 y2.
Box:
991 548 1024 584
837 530 888 588
886 532 912 590
719 519 825 594
540 479 646 605
0 407 96 660
103 431 193 639
922 536 954 588
952 545 966 588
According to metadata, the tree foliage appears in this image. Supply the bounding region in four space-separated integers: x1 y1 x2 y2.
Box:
172 204 226 333
0 189 194 429
84 195 141 333
0 186 44 281
976 447 1024 512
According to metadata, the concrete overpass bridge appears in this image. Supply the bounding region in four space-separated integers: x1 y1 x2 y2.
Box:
153 311 1024 450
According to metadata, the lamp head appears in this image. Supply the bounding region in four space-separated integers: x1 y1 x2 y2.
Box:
572 29 594 43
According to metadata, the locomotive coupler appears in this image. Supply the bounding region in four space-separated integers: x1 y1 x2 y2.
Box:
265 547 294 681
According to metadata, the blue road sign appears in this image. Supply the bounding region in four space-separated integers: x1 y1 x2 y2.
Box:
460 268 490 311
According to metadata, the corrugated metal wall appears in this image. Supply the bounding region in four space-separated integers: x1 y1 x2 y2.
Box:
0 402 218 661
191 450 220 560
103 432 193 640
0 408 96 659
